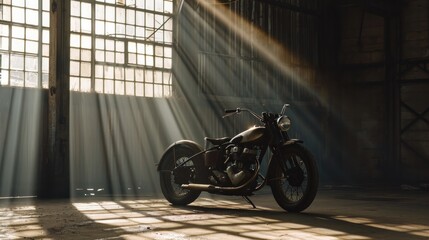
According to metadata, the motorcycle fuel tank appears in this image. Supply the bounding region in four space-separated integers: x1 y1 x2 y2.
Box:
230 126 267 144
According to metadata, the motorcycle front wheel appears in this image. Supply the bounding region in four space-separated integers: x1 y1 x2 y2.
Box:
270 143 319 212
159 143 201 205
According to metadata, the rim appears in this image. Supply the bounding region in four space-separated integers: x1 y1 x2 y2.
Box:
169 156 194 197
279 153 309 203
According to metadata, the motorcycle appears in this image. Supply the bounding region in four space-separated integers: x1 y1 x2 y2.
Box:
157 104 318 212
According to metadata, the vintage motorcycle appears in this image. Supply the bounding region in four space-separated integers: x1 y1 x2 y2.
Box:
157 104 318 212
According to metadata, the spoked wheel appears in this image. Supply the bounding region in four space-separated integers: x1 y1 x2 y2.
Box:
270 143 318 212
159 143 201 205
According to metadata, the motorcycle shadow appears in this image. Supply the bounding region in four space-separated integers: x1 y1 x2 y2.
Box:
169 196 428 240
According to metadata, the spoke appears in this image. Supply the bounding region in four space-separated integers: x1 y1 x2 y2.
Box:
291 155 298 167
277 152 311 203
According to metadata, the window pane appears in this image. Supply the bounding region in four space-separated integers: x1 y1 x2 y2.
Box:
146 0 154 11
12 39 25 52
82 19 92 33
12 26 25 38
96 50 104 61
26 28 38 41
116 8 125 23
154 84 163 97
81 35 92 49
136 83 143 96
25 72 38 88
81 49 91 61
115 80 124 95
126 82 134 95
70 34 80 48
12 7 25 24
0 37 9 50
95 78 103 92
1 6 11 21
70 61 80 76
43 44 49 57
81 2 92 18
95 65 103 78
96 38 105 49
25 56 38 71
154 71 163 84
42 74 48 88
165 1 173 13
135 69 143 82
0 25 9 36
105 66 114 79
42 57 49 72
115 67 124 80
1 70 10 85
95 21 105 35
10 71 24 87
106 51 114 63
144 83 153 97
70 77 80 91
71 1 81 17
42 12 50 27
43 30 49 43
24 0 39 8
105 6 115 21
126 9 135 24
105 79 114 93
1 53 9 68
10 54 24 70
26 9 39 25
81 77 91 92
81 62 91 77
95 5 104 20
125 68 134 80
26 40 38 54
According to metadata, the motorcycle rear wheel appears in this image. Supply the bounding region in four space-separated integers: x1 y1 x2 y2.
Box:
159 144 201 205
270 143 318 212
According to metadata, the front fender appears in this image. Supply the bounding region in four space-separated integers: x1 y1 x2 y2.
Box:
157 140 203 171
266 139 303 183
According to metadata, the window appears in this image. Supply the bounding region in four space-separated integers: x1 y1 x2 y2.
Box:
0 0 50 88
70 0 173 97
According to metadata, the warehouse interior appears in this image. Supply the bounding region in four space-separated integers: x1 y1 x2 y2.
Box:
0 0 428 239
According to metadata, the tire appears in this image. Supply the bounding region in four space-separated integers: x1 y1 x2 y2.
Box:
270 143 318 212
159 143 202 205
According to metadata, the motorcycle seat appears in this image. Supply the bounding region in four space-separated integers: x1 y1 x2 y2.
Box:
205 137 231 146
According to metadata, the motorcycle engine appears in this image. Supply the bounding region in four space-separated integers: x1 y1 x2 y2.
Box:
204 145 258 186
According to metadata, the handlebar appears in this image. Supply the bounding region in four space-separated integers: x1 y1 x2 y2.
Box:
223 108 262 121
224 109 238 114
223 104 290 121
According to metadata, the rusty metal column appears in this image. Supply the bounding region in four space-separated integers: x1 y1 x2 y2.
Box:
42 0 71 198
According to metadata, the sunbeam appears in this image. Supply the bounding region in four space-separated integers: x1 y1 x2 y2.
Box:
0 88 43 198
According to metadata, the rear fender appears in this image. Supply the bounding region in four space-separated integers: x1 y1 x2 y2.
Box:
157 140 204 171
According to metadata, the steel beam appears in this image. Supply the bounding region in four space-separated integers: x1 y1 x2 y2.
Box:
384 1 401 182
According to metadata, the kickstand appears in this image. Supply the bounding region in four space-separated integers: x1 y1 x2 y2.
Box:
242 195 256 209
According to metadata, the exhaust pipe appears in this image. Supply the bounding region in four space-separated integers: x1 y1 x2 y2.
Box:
181 183 220 191
182 160 260 193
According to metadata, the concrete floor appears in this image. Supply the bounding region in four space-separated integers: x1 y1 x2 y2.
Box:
1 187 428 240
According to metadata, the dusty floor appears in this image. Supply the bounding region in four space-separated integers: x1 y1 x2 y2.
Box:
0 187 428 240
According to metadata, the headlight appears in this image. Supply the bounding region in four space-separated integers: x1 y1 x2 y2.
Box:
277 116 291 131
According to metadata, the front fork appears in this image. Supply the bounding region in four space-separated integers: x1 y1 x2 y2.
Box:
266 140 303 184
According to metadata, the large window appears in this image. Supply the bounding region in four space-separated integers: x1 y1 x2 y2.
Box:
0 0 173 98
70 0 173 97
0 0 50 88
